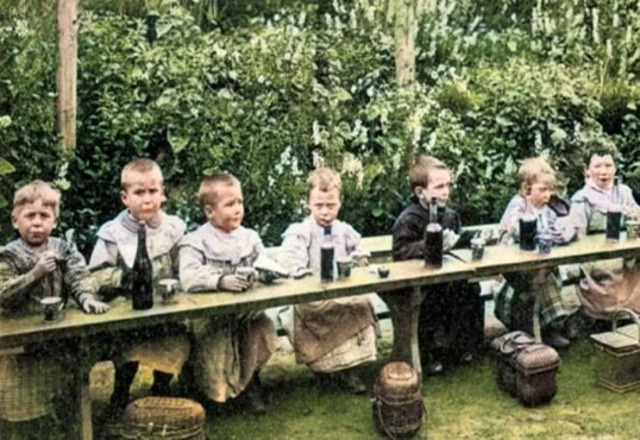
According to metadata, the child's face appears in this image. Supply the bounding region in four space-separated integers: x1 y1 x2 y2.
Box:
526 182 552 208
121 169 166 224
586 154 616 189
12 199 56 246
308 187 341 227
416 168 452 204
204 183 244 232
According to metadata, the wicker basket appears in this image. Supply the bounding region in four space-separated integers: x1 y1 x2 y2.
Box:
372 362 424 439
591 309 640 393
108 397 206 440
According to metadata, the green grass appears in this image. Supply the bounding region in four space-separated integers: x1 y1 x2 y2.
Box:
5 326 640 439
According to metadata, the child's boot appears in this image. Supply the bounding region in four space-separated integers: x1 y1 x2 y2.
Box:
108 361 138 417
150 370 173 396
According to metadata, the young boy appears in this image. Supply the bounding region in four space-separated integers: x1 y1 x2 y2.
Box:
0 180 108 429
392 156 483 374
569 144 640 315
179 172 276 415
89 158 190 414
496 157 576 348
279 167 377 394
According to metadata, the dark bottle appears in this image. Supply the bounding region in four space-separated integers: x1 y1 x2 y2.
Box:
131 222 154 310
424 198 443 268
320 225 335 283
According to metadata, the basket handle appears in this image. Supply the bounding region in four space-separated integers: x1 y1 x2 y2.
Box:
612 308 640 345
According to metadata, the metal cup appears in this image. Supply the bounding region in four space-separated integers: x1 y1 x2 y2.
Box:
159 279 179 304
536 234 553 255
40 297 63 322
627 220 640 240
337 258 353 279
470 238 485 261
236 267 256 289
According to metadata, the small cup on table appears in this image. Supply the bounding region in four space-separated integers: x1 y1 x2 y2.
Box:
159 279 179 304
470 237 485 261
235 267 256 290
40 296 63 322
337 257 354 280
626 219 640 240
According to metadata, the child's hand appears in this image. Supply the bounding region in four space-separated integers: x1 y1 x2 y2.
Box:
218 275 249 292
31 251 58 280
82 297 110 314
442 229 460 251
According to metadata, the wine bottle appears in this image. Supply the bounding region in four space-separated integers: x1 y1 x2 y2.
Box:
424 198 443 268
131 221 154 310
320 225 335 283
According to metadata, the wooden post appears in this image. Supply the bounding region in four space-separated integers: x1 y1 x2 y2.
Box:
57 0 78 151
394 0 419 86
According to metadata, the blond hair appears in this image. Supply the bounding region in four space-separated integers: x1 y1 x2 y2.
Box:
408 155 450 192
518 157 557 195
307 167 342 194
12 180 61 218
198 172 241 207
121 158 163 190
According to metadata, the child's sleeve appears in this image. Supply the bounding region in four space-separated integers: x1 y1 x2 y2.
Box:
279 224 310 273
63 243 99 307
88 237 123 289
392 214 424 261
499 196 526 242
178 242 224 292
0 258 38 309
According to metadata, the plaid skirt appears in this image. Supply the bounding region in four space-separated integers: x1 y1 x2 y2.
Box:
495 268 573 332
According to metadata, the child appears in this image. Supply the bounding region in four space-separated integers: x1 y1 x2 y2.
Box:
89 158 190 414
569 144 640 315
179 172 276 415
0 180 108 429
279 167 377 394
496 157 576 348
392 156 483 375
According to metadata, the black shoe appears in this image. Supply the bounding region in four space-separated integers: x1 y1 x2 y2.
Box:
425 360 444 376
243 377 267 415
543 331 570 349
150 371 173 396
337 369 367 395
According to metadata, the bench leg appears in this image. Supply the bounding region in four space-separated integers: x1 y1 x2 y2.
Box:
381 286 426 381
71 338 93 440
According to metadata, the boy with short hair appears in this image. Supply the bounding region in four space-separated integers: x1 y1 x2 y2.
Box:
89 158 190 414
569 144 640 315
496 157 576 348
392 156 483 374
0 180 108 427
279 167 377 394
179 172 276 414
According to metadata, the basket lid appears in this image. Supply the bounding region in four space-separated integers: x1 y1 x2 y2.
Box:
123 397 205 427
376 362 420 395
514 344 560 375
591 324 640 353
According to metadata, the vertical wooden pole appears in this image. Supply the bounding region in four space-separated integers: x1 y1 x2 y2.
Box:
57 0 78 151
394 0 418 86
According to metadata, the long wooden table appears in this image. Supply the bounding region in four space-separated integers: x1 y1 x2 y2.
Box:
1 233 639 439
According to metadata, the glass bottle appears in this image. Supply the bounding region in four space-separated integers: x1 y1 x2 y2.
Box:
424 198 443 268
320 225 335 283
131 222 154 310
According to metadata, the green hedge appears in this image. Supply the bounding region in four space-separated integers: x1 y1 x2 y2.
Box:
2 0 640 254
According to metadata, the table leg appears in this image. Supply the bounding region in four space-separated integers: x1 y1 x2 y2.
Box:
381 286 426 381
72 338 93 440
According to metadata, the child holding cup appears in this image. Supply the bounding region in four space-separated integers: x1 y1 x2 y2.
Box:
0 180 108 432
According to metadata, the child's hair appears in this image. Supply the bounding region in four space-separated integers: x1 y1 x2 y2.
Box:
582 139 620 168
518 157 557 195
198 172 241 207
408 155 449 192
12 180 61 218
307 167 342 194
121 158 163 190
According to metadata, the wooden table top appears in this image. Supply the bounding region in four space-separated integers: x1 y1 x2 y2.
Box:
449 233 640 276
0 255 473 349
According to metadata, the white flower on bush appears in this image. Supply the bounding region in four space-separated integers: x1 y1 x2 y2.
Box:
341 153 364 189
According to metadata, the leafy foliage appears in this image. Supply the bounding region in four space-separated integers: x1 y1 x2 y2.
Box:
3 0 640 253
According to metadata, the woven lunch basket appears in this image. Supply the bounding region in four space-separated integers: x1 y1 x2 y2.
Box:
107 397 206 440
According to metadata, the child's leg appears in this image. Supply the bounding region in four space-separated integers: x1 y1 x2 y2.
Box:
109 361 138 413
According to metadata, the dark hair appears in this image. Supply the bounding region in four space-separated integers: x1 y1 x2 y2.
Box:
583 139 620 168
408 155 450 192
